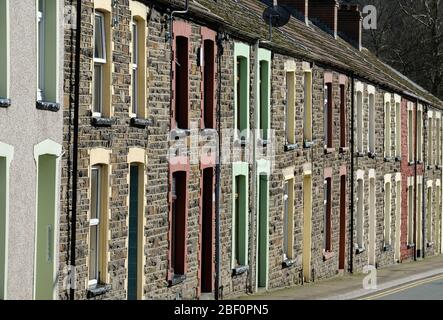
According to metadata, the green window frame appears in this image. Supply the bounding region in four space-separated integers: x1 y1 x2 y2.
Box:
257 49 271 142
232 163 249 268
0 0 9 100
234 43 250 142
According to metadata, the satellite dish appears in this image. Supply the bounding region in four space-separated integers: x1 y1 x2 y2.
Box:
263 5 291 28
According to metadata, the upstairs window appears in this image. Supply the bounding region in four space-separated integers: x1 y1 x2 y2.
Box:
395 101 401 158
408 107 414 163
436 117 441 166
340 84 346 149
93 11 111 117
130 17 147 119
174 36 189 130
324 82 333 149
0 0 9 101
368 93 375 155
236 56 248 141
203 39 215 129
285 71 296 146
417 108 423 163
384 99 391 159
37 0 58 103
259 60 270 141
304 70 313 145
356 90 363 154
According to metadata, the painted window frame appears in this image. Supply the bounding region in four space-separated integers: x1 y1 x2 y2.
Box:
324 75 333 150
285 62 296 146
0 142 13 300
435 112 441 166
356 82 364 155
0 0 9 101
417 105 423 163
394 95 401 158
88 149 111 288
93 3 112 118
257 49 271 142
384 94 392 159
368 86 375 155
201 27 217 130
303 64 313 146
339 76 347 149
416 176 423 253
384 175 392 247
407 177 415 245
232 163 249 269
426 181 433 245
283 167 295 261
234 43 250 143
434 181 441 253
356 170 365 250
407 103 414 164
323 176 332 252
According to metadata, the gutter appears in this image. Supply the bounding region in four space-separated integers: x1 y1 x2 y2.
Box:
70 0 82 300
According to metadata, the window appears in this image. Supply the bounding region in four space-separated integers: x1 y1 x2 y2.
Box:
357 178 364 249
323 178 332 252
435 184 441 252
0 0 8 100
356 91 363 154
285 71 296 146
170 172 187 277
394 177 402 262
384 180 391 246
395 101 401 158
130 18 147 118
368 93 375 155
234 43 250 142
435 117 441 166
416 177 423 255
304 70 313 145
283 179 294 261
426 184 432 245
174 37 189 130
384 99 391 159
93 11 111 117
233 175 248 267
408 107 414 163
259 60 270 141
407 181 414 245
203 39 215 129
89 165 108 287
324 83 332 149
340 84 346 149
37 0 58 103
417 107 423 163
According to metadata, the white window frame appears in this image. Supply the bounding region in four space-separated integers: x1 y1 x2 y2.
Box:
408 103 414 163
417 105 423 163
407 177 414 245
88 166 101 288
356 82 364 154
131 19 139 117
285 70 296 145
93 11 107 117
368 89 375 155
356 170 365 250
394 95 401 158
384 94 392 159
384 175 392 246
303 67 313 144
37 0 45 101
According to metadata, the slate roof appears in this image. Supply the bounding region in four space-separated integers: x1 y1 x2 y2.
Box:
147 0 443 108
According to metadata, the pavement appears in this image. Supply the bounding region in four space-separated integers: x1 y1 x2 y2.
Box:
236 255 443 300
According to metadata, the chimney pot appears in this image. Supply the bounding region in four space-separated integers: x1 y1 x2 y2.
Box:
338 4 362 50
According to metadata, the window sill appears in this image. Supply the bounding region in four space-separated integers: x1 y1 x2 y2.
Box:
323 251 335 261
0 98 11 108
284 143 299 152
304 140 314 149
383 244 392 252
384 157 393 162
87 283 112 299
427 165 434 170
408 161 415 166
395 156 402 162
171 128 191 139
36 100 60 112
130 117 153 128
355 151 365 158
407 243 415 249
339 147 349 153
91 117 115 127
324 147 335 155
416 160 423 165
368 151 377 159
232 265 249 277
355 247 365 254
201 128 217 136
427 242 434 248
258 138 270 147
282 258 296 269
234 139 249 148
168 274 186 287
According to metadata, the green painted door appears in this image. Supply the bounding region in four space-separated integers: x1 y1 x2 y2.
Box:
35 155 57 300
258 176 268 288
128 165 139 300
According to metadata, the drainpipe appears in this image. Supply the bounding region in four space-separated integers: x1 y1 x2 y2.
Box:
422 101 426 259
70 0 82 301
215 31 225 301
349 72 355 273
248 39 260 294
414 100 418 261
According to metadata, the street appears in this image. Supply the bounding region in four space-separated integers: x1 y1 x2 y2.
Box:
361 274 443 300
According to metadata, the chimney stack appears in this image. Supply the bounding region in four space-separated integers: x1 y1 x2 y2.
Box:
308 0 339 38
338 4 362 50
278 0 309 25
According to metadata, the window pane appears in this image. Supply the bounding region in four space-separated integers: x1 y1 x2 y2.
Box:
283 182 289 258
132 22 138 65
89 225 98 281
94 14 105 60
132 70 138 115
94 64 102 114
91 167 100 220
